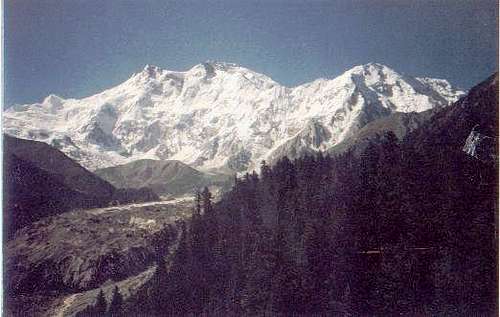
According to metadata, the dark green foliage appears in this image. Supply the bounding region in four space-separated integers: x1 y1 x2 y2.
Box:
124 74 497 316
108 286 124 316
110 187 159 204
95 289 108 315
202 186 213 214
75 305 96 317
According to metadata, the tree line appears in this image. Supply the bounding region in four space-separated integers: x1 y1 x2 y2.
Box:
78 73 498 316
120 127 496 315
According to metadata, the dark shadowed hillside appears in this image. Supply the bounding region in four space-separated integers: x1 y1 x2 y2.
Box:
4 135 115 200
407 73 498 151
3 153 90 239
3 135 159 238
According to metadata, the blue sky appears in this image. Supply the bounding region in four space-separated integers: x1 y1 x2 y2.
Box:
4 0 498 106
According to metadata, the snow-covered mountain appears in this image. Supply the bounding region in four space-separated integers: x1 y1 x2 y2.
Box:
3 62 464 172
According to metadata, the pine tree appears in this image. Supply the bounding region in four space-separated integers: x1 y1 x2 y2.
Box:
260 160 272 180
75 289 108 317
158 221 192 315
75 305 95 317
108 286 124 316
95 289 108 315
201 186 213 214
194 190 202 217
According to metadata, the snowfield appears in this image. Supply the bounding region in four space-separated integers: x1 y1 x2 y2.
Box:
4 62 464 172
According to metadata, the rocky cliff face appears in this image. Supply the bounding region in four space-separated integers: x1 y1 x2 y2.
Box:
4 62 464 172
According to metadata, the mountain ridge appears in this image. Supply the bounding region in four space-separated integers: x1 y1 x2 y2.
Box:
4 62 465 172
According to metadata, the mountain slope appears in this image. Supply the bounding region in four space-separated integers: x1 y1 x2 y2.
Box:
3 135 114 238
3 135 159 237
4 134 115 200
329 73 498 159
407 72 498 152
3 153 87 239
126 73 496 316
328 110 434 157
3 62 464 172
95 159 232 196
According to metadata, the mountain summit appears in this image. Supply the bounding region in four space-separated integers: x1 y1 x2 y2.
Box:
4 63 464 171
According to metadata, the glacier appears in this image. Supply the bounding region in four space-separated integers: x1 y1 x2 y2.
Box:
3 62 465 172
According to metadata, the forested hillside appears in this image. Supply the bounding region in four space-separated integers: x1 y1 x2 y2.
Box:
87 74 497 316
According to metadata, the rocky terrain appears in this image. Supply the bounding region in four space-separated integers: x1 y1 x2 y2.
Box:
4 198 193 316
